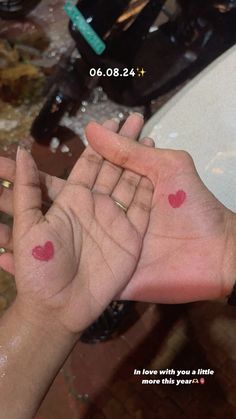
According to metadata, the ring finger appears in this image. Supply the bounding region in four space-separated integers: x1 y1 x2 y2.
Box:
110 137 154 212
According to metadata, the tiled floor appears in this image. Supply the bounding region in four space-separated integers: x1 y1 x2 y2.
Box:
33 303 236 419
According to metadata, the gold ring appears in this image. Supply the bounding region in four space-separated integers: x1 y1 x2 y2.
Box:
0 248 7 254
1 180 13 189
112 199 128 213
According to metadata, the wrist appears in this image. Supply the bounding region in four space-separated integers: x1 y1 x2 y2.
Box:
0 299 79 419
10 296 80 346
221 212 236 299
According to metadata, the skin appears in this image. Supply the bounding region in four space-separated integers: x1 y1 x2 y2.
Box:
0 115 154 419
6 115 154 331
85 121 236 303
0 113 236 418
0 115 148 274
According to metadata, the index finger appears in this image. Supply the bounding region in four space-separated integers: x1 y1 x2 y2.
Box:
85 122 160 186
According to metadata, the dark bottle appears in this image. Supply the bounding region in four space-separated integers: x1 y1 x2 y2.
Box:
0 0 41 19
31 56 91 143
108 0 166 64
68 0 166 105
31 0 131 142
110 0 236 105
100 0 167 104
148 0 236 101
31 0 167 141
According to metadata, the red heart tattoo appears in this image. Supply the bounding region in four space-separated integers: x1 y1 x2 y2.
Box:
32 241 54 261
168 190 186 208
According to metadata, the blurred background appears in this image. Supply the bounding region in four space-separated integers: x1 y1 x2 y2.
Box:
1 1 236 417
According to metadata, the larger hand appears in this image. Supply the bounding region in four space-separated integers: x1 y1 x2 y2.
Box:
85 122 236 303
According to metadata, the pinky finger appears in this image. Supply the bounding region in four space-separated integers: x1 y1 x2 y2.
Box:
0 252 14 276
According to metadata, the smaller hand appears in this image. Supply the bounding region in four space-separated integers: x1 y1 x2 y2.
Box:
0 115 145 274
2 114 154 336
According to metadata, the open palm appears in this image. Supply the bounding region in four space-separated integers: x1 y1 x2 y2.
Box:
1 115 235 306
0 115 153 333
86 122 236 303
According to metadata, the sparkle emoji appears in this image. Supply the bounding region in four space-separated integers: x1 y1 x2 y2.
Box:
137 67 146 77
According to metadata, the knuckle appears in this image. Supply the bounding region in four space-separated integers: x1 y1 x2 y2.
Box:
93 183 109 193
140 177 154 192
164 149 194 169
123 174 139 188
67 179 90 189
132 199 150 212
82 152 102 165
104 161 121 174
176 150 193 163
115 145 129 166
21 181 39 189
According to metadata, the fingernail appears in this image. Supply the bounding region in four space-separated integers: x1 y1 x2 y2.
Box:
133 112 144 119
111 117 120 124
18 143 27 150
16 144 29 161
16 145 21 161
140 137 155 147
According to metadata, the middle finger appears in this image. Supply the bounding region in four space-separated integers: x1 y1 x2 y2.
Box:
92 113 144 195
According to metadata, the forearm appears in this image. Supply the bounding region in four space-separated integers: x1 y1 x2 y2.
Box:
0 299 79 419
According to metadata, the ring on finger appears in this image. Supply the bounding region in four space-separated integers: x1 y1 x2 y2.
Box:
112 198 128 213
1 180 13 189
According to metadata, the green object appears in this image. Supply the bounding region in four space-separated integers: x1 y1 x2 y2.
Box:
64 0 106 55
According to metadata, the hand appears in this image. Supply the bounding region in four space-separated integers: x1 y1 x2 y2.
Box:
0 115 147 275
0 154 65 275
85 122 236 303
0 114 153 335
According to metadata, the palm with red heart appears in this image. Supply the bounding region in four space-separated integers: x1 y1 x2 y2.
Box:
86 122 236 304
9 116 154 335
1 115 236 310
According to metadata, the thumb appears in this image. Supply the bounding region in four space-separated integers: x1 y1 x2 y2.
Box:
85 122 160 185
14 146 43 235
